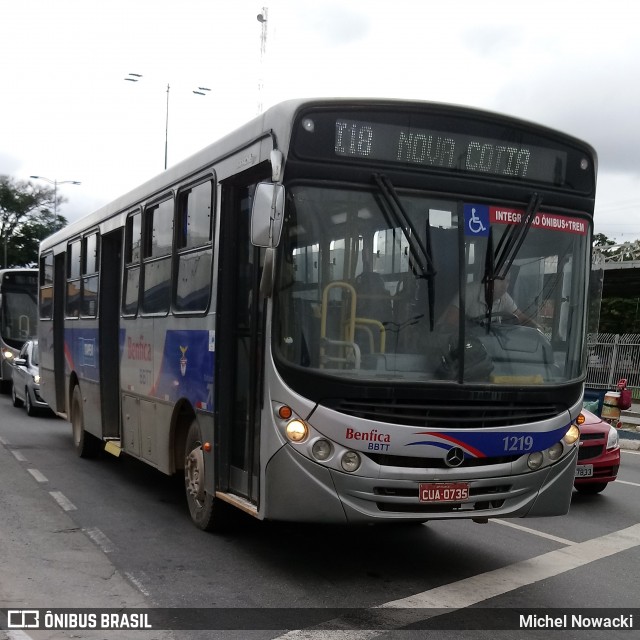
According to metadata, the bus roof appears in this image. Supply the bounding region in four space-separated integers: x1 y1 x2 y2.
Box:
40 97 596 253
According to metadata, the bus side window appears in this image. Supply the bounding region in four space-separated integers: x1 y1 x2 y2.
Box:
175 180 214 313
81 232 99 317
141 198 173 315
40 253 54 320
66 239 81 318
123 211 141 316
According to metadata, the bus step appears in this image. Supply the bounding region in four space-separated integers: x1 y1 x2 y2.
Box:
216 492 259 517
104 440 122 457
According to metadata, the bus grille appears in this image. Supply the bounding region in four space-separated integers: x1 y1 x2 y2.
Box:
365 452 520 469
324 398 563 429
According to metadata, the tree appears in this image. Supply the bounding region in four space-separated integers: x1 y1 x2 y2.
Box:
0 175 68 267
592 233 640 334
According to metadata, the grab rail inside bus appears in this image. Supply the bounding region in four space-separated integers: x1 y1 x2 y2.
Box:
320 281 359 369
354 317 386 354
19 314 30 339
320 282 388 368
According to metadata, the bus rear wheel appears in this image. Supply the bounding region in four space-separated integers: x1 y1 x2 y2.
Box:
71 386 101 458
184 422 228 531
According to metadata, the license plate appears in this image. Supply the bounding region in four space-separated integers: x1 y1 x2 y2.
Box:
575 465 594 478
419 482 469 503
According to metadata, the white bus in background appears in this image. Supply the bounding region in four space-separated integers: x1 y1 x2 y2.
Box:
38 99 598 530
0 268 38 391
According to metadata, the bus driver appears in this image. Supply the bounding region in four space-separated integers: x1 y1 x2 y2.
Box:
442 275 540 328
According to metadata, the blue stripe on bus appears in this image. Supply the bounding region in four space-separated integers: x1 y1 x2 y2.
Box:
65 328 214 411
406 424 570 457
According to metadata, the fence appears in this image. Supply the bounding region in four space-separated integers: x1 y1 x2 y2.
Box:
586 333 640 397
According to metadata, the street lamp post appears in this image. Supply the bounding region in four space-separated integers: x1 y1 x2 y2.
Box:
29 175 81 218
257 8 268 114
125 74 210 170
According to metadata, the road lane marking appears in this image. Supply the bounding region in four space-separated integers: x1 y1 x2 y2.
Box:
27 468 48 483
125 571 151 596
492 518 576 545
622 449 640 456
49 491 77 511
273 523 640 639
617 479 640 487
84 527 115 553
11 450 27 462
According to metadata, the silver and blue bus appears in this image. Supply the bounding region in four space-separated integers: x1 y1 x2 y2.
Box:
38 99 598 529
0 268 38 390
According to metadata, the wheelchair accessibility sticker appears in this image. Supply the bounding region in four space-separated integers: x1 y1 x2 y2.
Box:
464 204 489 237
464 203 587 238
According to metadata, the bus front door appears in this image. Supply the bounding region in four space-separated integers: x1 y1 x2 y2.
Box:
217 174 267 505
99 230 121 438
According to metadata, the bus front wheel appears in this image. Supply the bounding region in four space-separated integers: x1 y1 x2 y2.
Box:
184 422 227 531
71 386 101 458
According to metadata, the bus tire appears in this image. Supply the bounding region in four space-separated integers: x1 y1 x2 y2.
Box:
71 386 101 458
184 421 226 531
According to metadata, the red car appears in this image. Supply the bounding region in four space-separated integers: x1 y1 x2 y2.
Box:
574 409 620 494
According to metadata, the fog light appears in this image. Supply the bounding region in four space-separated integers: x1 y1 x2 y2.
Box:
286 419 308 442
312 439 332 461
563 425 580 445
547 442 563 461
527 451 544 470
341 450 361 472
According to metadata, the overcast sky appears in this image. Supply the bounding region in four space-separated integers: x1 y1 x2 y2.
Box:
2 0 638 242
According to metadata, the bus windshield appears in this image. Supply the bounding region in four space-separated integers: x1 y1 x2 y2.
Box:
273 183 590 385
1 287 38 347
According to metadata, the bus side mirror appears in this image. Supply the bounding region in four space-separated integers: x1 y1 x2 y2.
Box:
251 182 285 248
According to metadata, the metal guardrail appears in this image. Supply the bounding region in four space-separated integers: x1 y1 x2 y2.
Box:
586 333 640 396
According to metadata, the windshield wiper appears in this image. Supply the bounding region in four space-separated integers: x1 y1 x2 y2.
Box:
493 192 542 279
482 192 543 329
373 173 437 329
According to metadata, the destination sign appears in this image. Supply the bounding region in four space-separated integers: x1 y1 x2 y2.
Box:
334 119 568 185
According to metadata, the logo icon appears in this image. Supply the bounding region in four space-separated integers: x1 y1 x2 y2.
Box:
464 204 490 237
8 610 39 628
445 447 466 468
179 346 188 377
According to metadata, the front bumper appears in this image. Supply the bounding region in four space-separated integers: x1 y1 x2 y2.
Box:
264 443 578 523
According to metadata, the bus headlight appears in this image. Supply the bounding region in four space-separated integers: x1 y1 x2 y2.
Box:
547 442 563 461
341 450 361 472
563 425 580 445
311 439 332 461
527 451 544 470
285 419 308 443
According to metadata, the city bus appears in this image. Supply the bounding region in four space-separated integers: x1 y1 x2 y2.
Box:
0 268 38 391
38 99 598 530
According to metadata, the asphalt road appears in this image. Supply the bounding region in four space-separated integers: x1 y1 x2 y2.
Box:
1 393 639 640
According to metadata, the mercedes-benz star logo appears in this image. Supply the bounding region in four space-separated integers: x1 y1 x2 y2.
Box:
445 447 465 468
